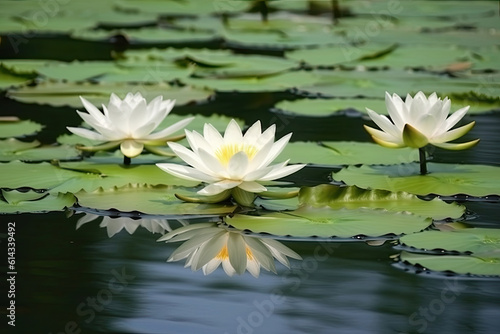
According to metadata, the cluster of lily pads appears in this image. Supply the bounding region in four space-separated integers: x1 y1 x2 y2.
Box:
1 0 499 277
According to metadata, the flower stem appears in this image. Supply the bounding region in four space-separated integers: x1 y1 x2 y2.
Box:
259 0 268 23
123 156 131 165
418 147 427 175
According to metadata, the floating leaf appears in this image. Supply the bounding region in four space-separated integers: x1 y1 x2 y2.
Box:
75 184 236 217
276 141 419 166
332 163 500 197
226 207 431 239
0 119 43 138
296 70 500 100
0 189 75 214
400 228 500 254
0 139 81 162
299 184 465 220
183 71 319 92
51 162 200 193
399 251 500 277
273 98 386 117
7 81 214 107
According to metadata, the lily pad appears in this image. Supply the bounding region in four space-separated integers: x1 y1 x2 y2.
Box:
0 138 81 162
400 228 500 254
183 71 319 92
296 70 500 100
75 184 237 217
72 27 217 45
332 163 500 197
273 98 386 117
299 184 465 220
0 63 36 90
276 141 419 166
225 207 431 239
0 119 43 138
7 81 214 107
0 189 76 214
51 162 200 193
399 251 500 277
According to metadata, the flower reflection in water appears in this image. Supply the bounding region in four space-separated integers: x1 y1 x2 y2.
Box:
158 222 302 277
76 212 184 238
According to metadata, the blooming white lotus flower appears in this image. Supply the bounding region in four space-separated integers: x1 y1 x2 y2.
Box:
156 120 306 206
67 93 194 159
364 91 479 150
158 223 302 277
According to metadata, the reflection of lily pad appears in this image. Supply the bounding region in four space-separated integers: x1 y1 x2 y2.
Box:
7 81 214 107
0 189 76 214
277 141 419 166
332 163 500 197
0 139 81 162
0 120 43 138
75 184 236 217
299 184 465 220
400 228 500 254
225 207 431 239
400 251 500 277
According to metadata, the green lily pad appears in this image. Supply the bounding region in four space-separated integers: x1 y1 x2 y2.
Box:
115 0 250 15
0 120 43 138
273 98 386 117
299 184 465 220
7 81 214 107
399 251 500 277
332 163 500 197
296 70 500 100
75 184 237 217
225 207 431 239
51 162 200 193
0 138 81 162
0 161 83 190
276 141 419 166
400 228 500 254
184 70 319 92
0 189 76 214
286 44 398 67
72 27 217 44
0 63 36 90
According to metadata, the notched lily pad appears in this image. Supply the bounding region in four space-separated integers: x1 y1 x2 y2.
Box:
75 184 236 217
0 119 44 138
276 141 419 166
400 228 500 255
0 189 76 214
399 251 500 277
225 207 431 239
0 138 81 162
7 81 214 108
332 163 500 198
299 184 465 220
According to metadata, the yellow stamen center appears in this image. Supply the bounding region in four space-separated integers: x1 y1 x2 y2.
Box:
215 245 254 260
214 143 258 166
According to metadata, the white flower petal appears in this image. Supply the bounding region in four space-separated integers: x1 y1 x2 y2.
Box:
198 180 242 196
145 117 194 140
66 127 107 141
445 106 470 131
224 119 243 142
156 163 215 183
203 123 224 148
259 163 306 181
227 151 249 179
238 181 267 193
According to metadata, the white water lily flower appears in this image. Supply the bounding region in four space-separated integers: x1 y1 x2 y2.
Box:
67 93 194 158
156 119 306 203
158 223 302 277
364 91 479 150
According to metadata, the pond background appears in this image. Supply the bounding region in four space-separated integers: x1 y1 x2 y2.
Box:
1 1 500 333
